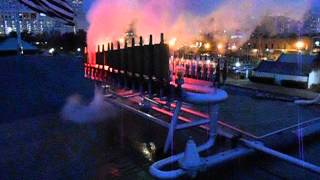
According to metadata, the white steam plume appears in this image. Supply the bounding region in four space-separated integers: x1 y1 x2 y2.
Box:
61 88 117 123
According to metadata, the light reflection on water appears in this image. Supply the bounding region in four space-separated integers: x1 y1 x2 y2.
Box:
140 142 157 161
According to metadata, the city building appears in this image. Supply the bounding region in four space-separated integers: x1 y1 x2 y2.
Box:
0 0 86 36
70 0 88 30
259 16 301 36
247 36 320 60
303 9 320 34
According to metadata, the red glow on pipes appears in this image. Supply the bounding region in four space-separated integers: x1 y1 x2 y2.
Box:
152 98 258 138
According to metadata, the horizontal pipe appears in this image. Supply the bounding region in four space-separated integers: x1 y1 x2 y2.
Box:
107 97 169 128
260 117 320 138
243 140 320 174
219 130 320 174
152 98 320 139
176 119 210 130
204 147 253 167
123 93 141 98
149 136 216 179
293 122 320 137
153 98 259 139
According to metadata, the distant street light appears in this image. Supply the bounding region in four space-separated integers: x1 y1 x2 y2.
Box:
231 44 237 51
48 48 55 54
204 43 211 50
235 61 241 68
295 40 305 50
77 48 81 52
168 38 177 47
217 43 224 55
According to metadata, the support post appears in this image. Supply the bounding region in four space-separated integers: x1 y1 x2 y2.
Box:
15 12 23 55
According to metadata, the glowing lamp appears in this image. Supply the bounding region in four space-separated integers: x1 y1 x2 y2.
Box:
235 61 241 68
295 41 305 50
48 48 55 54
6 27 13 34
119 38 125 44
231 45 237 51
77 48 81 52
204 43 211 50
169 38 177 47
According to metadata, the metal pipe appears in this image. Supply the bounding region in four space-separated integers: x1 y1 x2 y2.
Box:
107 97 169 128
293 121 320 137
151 128 320 179
260 117 320 139
151 98 259 139
243 140 320 174
176 119 210 130
204 147 253 167
151 91 222 178
164 101 183 153
149 135 216 179
219 129 320 174
105 88 320 176
149 151 186 179
149 137 255 179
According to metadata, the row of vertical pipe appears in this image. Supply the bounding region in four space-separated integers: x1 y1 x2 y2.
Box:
84 33 170 95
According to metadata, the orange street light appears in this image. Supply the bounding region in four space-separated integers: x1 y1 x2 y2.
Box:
204 43 211 50
295 41 305 50
217 43 223 50
169 38 177 47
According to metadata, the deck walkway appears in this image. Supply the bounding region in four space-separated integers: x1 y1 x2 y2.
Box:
226 78 319 99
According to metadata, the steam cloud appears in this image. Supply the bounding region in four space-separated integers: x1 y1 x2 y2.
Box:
86 0 311 63
61 88 117 123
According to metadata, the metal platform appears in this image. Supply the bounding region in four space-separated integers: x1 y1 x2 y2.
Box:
102 83 320 178
83 33 320 178
106 76 320 140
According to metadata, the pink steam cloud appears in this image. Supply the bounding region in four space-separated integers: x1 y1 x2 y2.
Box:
86 0 311 64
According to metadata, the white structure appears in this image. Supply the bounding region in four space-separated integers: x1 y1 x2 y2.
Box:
253 53 320 88
308 69 320 88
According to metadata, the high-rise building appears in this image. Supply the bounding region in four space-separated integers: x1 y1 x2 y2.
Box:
255 16 301 36
70 0 88 30
0 0 86 36
303 10 320 34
